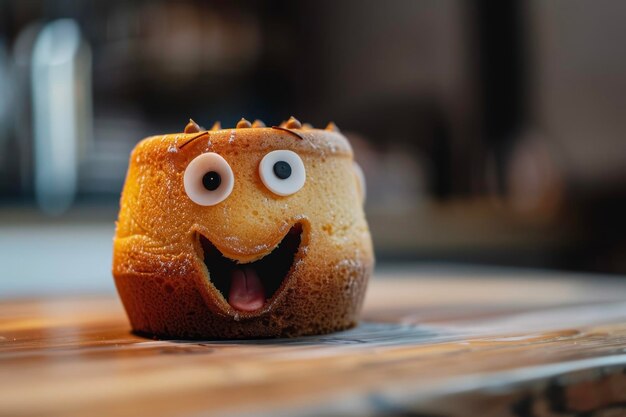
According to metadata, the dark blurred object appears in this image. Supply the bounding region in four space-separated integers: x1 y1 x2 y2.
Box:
1 0 626 273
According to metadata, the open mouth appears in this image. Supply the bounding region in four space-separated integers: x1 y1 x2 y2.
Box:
198 223 303 313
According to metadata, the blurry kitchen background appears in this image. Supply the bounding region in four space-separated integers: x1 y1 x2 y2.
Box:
2 0 626 296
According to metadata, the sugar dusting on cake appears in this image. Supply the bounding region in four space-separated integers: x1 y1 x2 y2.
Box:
113 116 372 338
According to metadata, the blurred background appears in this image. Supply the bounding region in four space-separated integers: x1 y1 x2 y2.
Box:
1 0 626 297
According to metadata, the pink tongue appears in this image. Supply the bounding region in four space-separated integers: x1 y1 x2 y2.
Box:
228 267 266 312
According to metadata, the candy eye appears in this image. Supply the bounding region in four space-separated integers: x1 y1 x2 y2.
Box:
259 150 306 196
184 152 234 206
353 161 366 204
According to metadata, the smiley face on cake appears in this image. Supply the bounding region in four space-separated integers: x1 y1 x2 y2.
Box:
112 117 373 339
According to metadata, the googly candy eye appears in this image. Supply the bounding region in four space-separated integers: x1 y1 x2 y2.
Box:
259 150 306 196
184 152 234 206
353 161 366 204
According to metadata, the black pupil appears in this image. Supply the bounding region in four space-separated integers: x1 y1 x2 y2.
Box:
202 171 221 191
273 161 292 179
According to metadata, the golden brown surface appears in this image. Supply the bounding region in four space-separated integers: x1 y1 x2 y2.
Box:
113 122 373 338
4 271 626 417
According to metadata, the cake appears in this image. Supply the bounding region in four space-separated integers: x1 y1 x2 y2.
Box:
112 116 373 339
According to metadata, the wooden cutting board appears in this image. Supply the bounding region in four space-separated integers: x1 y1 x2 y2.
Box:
3 269 626 417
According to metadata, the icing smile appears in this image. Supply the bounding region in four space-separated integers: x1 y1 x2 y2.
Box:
197 223 303 313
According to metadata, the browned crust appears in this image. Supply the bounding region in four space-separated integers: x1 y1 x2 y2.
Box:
112 126 373 339
113 255 372 339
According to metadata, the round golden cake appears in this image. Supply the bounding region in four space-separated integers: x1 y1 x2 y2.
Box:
112 117 374 339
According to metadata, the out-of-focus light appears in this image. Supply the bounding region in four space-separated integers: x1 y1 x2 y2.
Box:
0 40 10 152
31 19 92 215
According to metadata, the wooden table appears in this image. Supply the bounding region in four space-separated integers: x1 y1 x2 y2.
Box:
3 269 626 417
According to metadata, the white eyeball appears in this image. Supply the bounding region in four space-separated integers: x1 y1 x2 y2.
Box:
353 161 366 204
259 150 306 196
183 152 234 206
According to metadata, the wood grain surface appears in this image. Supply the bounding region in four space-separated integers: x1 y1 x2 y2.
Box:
3 270 626 417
